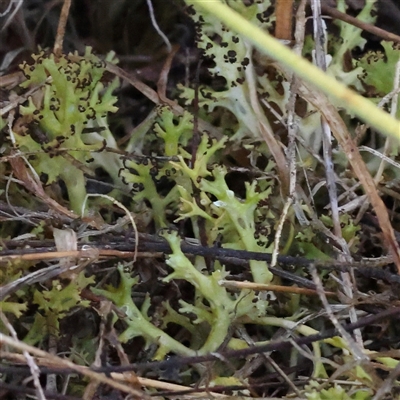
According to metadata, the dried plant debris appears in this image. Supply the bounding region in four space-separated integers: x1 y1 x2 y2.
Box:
2 0 400 399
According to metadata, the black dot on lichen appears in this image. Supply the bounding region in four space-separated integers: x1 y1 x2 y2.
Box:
256 10 269 23
40 173 49 184
150 166 158 176
241 58 250 67
226 50 237 63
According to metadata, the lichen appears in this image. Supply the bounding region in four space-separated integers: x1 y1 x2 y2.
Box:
14 48 119 214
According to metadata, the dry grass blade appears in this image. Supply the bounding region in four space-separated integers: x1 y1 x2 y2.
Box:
246 58 290 194
105 62 160 104
0 352 229 398
0 334 151 399
8 153 78 219
0 312 47 400
105 61 223 139
219 279 336 297
4 1 400 397
310 265 368 362
295 80 400 273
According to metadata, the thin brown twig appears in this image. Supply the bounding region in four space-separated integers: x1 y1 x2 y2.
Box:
372 360 400 400
310 264 368 362
320 4 400 45
0 312 47 400
105 61 223 139
157 44 180 105
0 353 229 398
3 306 400 378
0 334 150 399
219 279 336 297
53 0 71 56
105 62 160 104
0 249 158 263
275 0 294 41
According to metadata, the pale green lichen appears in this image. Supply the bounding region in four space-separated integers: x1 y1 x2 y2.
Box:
119 106 194 228
173 153 273 283
24 272 94 346
119 156 177 228
15 48 119 214
153 107 193 157
305 382 372 400
92 264 196 359
94 233 271 357
180 1 275 142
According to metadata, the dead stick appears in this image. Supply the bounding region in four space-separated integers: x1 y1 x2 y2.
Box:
321 4 400 45
53 0 72 56
275 0 294 41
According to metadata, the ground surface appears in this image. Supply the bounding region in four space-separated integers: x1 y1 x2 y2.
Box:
2 1 400 399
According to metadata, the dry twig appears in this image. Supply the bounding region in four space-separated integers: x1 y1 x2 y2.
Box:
321 3 400 45
53 0 71 56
